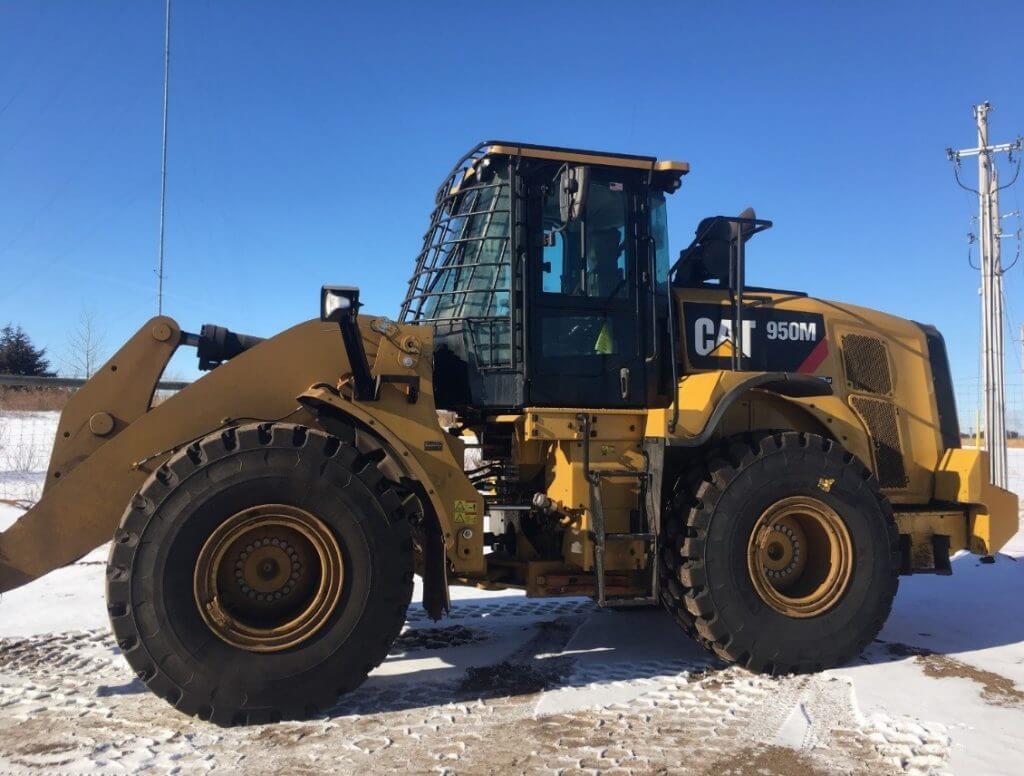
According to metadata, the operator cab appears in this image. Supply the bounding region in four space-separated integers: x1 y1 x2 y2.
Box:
399 141 688 413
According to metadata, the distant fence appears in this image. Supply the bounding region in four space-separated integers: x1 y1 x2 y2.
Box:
0 374 191 391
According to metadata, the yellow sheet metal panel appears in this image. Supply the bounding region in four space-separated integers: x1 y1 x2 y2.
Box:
645 372 875 475
548 441 589 569
935 448 986 503
644 371 723 439
671 288 948 504
968 486 1019 556
525 408 646 442
935 448 1020 555
529 409 646 573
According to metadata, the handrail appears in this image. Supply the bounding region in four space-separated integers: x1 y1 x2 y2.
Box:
665 213 773 433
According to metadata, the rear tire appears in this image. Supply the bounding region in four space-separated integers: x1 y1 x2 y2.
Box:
106 422 415 725
659 432 899 674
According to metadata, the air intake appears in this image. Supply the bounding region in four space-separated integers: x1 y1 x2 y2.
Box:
851 396 908 489
842 334 892 395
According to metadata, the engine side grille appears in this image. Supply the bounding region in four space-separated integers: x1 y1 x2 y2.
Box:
851 396 908 489
842 334 892 395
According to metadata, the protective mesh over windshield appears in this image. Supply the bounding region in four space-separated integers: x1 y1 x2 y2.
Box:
400 147 512 369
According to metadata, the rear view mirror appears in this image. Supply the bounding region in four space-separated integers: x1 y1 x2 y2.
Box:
559 165 589 223
730 207 758 244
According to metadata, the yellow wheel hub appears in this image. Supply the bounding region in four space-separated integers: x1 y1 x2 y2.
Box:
194 504 343 652
747 496 853 618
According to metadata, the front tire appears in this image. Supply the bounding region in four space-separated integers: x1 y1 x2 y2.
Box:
106 423 415 725
659 432 899 674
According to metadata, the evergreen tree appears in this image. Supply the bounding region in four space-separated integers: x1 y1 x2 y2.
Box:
0 324 52 376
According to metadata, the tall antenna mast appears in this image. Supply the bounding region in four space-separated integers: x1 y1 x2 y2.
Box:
947 102 1023 488
156 0 172 315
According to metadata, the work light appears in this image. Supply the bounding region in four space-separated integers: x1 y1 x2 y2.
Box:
320 286 360 322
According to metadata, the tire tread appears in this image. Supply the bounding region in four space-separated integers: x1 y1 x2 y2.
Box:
659 431 900 674
106 422 415 724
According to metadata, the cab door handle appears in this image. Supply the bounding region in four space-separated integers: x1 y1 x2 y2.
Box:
620 367 630 399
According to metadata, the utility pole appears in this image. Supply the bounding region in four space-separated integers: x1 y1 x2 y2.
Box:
947 102 1023 488
156 0 172 315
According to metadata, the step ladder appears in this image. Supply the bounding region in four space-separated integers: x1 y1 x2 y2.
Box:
577 414 659 607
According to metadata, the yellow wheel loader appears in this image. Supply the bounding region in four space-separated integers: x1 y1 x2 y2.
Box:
0 141 1017 725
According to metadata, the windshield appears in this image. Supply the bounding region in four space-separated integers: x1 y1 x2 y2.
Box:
400 156 512 367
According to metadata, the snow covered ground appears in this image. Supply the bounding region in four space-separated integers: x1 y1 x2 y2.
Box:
1 411 1023 774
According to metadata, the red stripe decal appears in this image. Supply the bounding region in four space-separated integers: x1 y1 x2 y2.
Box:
797 337 829 374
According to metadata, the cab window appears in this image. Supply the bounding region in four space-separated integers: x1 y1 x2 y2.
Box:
650 190 670 285
541 170 629 299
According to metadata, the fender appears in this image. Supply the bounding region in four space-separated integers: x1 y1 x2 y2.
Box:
296 383 484 574
647 370 833 446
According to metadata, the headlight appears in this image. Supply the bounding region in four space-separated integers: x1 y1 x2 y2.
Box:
320 286 360 322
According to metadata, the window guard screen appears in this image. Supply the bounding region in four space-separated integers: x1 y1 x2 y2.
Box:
400 147 513 369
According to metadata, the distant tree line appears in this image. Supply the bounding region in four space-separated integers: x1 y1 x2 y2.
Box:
960 430 1021 440
0 324 52 376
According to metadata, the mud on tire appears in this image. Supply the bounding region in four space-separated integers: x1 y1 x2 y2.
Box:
106 422 415 725
659 431 899 674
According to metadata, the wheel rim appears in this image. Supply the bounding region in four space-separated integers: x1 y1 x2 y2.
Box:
747 496 853 618
194 504 343 652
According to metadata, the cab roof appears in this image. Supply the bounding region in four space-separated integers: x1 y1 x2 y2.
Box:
481 139 690 175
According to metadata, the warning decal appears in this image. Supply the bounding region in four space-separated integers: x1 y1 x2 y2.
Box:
453 500 478 525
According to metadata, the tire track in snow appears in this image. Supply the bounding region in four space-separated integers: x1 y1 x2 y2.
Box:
0 612 951 774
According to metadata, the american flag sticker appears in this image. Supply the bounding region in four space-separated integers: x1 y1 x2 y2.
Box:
609 182 624 191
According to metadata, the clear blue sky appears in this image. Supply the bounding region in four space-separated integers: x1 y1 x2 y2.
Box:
2 1 1023 428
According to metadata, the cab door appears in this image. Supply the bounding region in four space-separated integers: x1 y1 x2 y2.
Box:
526 166 647 407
